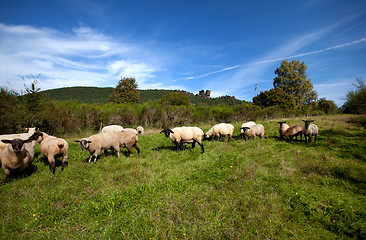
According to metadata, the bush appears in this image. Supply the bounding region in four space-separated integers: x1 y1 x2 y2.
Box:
342 78 366 114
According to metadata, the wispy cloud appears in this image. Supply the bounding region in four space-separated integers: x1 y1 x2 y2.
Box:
0 23 169 91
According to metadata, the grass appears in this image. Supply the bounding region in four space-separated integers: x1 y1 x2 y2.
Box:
1 114 365 239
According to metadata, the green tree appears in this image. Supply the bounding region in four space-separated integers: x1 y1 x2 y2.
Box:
159 92 190 106
273 60 317 109
342 78 366 114
253 88 295 109
317 98 339 114
110 77 140 103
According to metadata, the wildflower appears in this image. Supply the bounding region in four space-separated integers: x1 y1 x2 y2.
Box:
230 166 233 168
35 218 37 221
32 214 35 217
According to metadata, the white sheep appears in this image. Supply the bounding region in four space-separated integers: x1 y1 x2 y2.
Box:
136 126 144 135
240 124 264 140
277 121 290 138
101 125 124 134
282 125 303 141
161 127 205 153
0 127 38 155
75 132 120 163
240 121 256 139
33 131 69 174
205 123 234 142
0 132 38 182
114 130 141 157
302 120 319 144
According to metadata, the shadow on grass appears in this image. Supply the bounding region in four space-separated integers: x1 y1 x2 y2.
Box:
2 164 38 184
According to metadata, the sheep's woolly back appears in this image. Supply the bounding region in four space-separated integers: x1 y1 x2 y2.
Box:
277 122 290 136
37 132 68 157
101 125 124 133
212 123 234 136
241 121 256 133
303 124 319 136
82 133 119 153
242 124 264 138
283 125 303 138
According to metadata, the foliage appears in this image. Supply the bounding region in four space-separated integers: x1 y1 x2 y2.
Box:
43 87 114 103
159 92 190 106
317 98 340 114
0 115 365 239
0 87 21 133
110 77 140 104
253 88 295 110
342 78 366 114
273 60 318 109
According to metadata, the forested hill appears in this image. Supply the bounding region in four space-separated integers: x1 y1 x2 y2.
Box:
42 87 243 106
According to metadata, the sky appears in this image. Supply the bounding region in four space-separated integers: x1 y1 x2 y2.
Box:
0 0 365 106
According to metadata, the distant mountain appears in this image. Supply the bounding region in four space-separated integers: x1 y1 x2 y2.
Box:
42 87 243 106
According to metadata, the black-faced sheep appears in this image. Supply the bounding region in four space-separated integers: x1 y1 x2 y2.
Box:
240 121 256 139
32 131 69 174
0 132 38 182
75 133 120 163
302 120 319 144
240 124 264 140
0 127 38 155
161 127 205 153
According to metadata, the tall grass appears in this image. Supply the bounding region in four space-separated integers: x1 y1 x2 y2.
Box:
0 115 365 239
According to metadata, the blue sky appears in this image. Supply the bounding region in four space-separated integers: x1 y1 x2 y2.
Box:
0 0 365 106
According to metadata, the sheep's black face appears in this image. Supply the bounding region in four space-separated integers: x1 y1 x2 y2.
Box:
1 138 26 153
240 127 250 133
75 139 91 151
160 128 174 138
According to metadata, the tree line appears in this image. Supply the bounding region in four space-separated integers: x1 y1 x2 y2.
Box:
1 60 364 135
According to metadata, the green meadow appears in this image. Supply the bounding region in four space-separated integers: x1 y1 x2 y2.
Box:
0 115 365 239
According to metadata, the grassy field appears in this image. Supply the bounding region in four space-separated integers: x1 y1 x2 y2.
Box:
1 115 365 239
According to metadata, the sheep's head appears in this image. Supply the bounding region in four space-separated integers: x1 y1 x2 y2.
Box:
160 128 174 138
28 130 43 143
240 127 250 133
277 121 286 126
75 139 92 151
1 138 29 153
302 120 314 127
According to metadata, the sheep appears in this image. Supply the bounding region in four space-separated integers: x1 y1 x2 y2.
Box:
277 121 290 138
0 127 38 155
240 121 256 139
160 127 205 153
136 126 144 135
32 131 69 174
101 125 124 134
240 124 264 140
205 123 234 142
0 132 39 182
75 132 120 163
302 120 319 144
114 130 141 157
282 125 303 141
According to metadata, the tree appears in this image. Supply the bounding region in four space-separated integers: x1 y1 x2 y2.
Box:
253 88 295 109
110 77 140 104
159 92 190 106
273 60 317 109
342 78 366 114
317 98 339 114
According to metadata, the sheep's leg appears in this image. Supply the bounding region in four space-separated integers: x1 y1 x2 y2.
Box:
314 135 317 143
61 153 68 171
228 135 231 143
197 142 205 154
133 143 141 154
192 141 196 149
3 167 10 183
125 147 132 157
48 157 56 174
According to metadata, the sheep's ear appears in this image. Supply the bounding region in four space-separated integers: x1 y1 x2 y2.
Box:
87 140 92 143
1 139 12 144
169 129 174 134
75 140 81 143
302 120 306 122
160 130 165 133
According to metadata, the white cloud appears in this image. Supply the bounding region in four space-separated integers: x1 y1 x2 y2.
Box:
0 23 165 92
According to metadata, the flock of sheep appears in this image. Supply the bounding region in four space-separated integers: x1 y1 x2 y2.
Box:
0 120 318 183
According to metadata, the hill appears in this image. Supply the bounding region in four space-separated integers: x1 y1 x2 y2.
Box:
42 87 243 106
